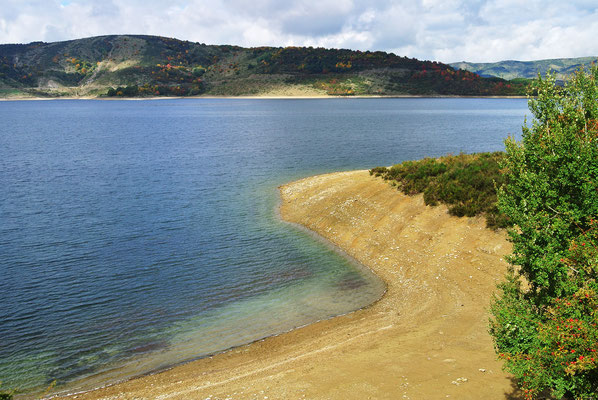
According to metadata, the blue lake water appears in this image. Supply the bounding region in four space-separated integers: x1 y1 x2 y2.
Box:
0 98 528 397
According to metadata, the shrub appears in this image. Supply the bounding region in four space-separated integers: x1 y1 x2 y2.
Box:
369 166 389 177
106 85 139 97
491 277 598 399
369 152 509 228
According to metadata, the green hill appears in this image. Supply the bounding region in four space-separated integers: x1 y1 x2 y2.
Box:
450 56 598 81
0 35 528 98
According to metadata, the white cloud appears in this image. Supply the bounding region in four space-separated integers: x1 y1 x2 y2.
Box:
0 0 597 62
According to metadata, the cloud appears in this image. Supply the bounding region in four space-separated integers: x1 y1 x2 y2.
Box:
0 0 597 62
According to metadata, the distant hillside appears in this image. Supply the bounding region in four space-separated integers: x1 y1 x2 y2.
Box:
450 56 597 81
0 35 528 98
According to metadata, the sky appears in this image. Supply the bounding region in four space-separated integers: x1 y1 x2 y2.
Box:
1 0 597 63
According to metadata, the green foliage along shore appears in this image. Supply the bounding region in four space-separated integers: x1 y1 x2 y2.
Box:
371 66 598 399
369 152 509 229
490 66 598 400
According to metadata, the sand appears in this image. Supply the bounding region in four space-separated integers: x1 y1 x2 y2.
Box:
0 94 528 101
58 170 520 400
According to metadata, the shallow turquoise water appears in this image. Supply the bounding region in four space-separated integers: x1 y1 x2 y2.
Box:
0 98 528 396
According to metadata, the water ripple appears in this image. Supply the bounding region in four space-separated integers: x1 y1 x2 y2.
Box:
0 98 527 396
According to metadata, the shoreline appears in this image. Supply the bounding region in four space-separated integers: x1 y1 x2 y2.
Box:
0 94 528 101
53 170 519 400
26 174 387 400
42 222 387 400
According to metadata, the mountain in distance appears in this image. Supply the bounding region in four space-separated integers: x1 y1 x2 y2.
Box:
450 56 598 81
0 34 529 98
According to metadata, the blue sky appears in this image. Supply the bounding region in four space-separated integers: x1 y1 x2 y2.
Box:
1 0 597 63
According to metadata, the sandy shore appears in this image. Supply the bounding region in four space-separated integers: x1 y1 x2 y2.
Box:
58 170 519 400
0 94 527 101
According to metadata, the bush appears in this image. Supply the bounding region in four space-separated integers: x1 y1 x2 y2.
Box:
106 85 139 97
491 275 598 399
369 152 509 228
369 166 389 177
122 85 139 96
490 66 598 399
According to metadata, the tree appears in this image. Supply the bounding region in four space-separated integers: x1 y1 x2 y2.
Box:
490 66 598 399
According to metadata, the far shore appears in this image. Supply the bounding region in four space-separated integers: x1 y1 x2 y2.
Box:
53 170 520 400
0 94 528 101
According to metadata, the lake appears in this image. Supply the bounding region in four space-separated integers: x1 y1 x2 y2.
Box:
0 98 528 397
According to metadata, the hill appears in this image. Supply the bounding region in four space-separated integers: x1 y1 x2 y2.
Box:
0 35 528 98
450 56 597 81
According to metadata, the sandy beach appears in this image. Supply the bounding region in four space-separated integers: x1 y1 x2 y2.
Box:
57 170 519 400
0 93 528 101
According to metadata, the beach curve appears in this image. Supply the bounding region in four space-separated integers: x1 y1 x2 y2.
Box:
58 169 518 400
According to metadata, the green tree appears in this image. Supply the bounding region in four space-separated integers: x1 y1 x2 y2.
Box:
122 85 139 97
499 66 598 304
490 66 598 399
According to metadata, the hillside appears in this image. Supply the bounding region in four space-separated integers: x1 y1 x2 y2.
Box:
0 35 527 98
450 56 597 81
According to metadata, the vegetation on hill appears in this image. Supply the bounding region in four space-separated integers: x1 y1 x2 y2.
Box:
369 152 509 229
490 67 598 399
0 35 529 98
451 56 598 81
